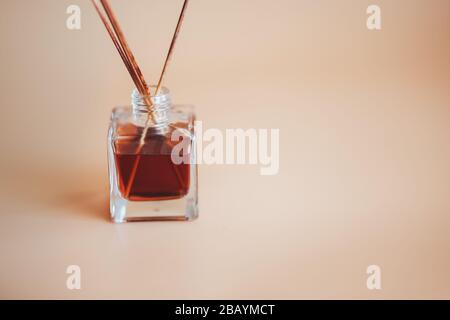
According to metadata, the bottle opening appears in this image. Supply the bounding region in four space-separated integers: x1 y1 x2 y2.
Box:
131 86 171 112
131 86 172 128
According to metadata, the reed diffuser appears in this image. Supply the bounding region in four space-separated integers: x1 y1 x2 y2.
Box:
92 0 197 223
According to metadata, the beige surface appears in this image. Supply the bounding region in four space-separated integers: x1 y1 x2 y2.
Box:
0 0 449 299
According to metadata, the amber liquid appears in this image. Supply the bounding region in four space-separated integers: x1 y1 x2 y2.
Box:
115 153 189 201
114 126 190 201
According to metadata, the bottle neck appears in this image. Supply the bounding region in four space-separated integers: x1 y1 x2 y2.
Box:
131 86 171 128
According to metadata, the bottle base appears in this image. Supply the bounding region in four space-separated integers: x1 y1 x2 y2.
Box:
110 193 198 223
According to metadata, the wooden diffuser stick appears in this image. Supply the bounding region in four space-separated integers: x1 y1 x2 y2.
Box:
124 0 191 198
92 0 190 199
155 0 190 95
92 0 154 198
91 0 147 98
99 0 150 96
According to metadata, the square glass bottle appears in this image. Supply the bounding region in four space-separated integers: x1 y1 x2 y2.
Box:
108 87 198 223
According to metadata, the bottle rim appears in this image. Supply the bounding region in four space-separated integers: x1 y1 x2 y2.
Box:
131 86 171 113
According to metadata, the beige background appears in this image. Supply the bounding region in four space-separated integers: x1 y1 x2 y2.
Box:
0 0 449 299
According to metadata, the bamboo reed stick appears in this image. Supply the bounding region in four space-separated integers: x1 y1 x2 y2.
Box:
92 0 190 200
100 0 150 95
91 0 146 97
92 0 153 198
155 0 190 95
124 0 191 198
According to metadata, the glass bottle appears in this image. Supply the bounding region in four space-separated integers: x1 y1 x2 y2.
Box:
108 87 198 223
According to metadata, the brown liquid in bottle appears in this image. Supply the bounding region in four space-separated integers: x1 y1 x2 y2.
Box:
114 123 190 201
